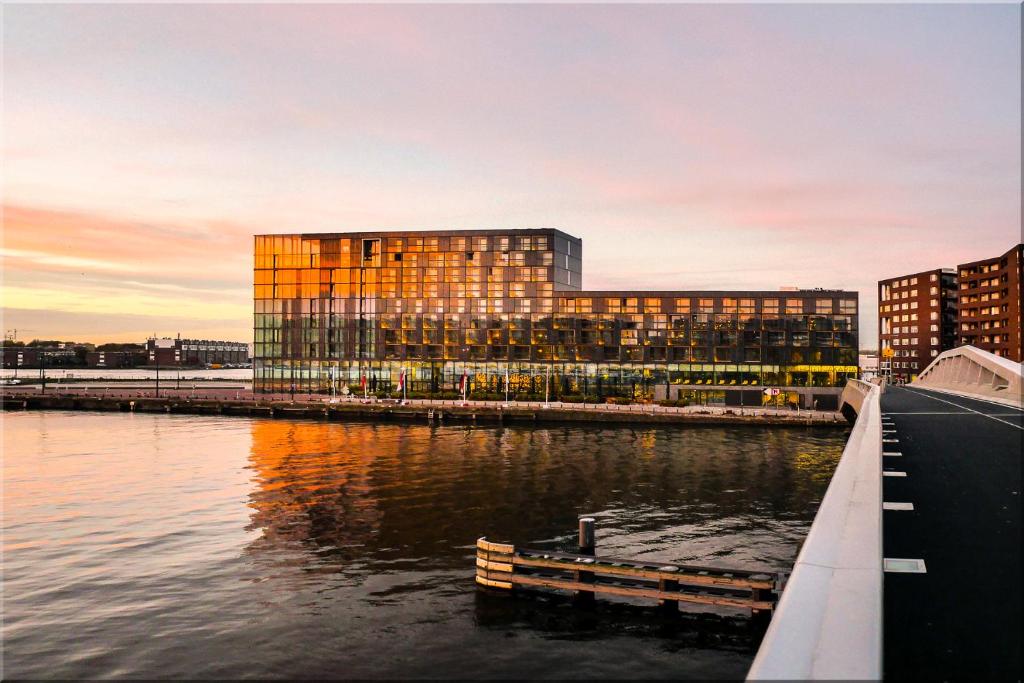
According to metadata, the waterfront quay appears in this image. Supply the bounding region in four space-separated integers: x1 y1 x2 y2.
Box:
1 388 845 427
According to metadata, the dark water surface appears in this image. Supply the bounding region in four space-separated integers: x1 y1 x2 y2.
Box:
3 411 846 679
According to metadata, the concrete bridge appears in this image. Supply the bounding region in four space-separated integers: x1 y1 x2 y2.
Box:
748 345 1021 679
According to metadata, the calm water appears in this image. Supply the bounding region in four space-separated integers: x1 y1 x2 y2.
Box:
2 411 846 679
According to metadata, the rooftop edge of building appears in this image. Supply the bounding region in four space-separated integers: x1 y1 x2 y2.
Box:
564 289 858 297
877 267 957 285
956 242 1023 270
253 228 582 242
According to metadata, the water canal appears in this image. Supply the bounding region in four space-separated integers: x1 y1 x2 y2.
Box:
3 411 846 679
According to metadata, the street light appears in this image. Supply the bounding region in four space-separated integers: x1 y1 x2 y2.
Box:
39 351 46 394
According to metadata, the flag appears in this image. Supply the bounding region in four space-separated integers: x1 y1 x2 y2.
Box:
398 370 405 392
459 369 468 394
360 374 367 390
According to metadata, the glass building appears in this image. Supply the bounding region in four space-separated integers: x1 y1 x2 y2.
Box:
253 229 859 403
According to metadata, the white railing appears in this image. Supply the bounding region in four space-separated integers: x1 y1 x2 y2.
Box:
747 379 882 680
912 345 1022 408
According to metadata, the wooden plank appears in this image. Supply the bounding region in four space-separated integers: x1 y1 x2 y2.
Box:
509 574 774 611
477 537 514 554
515 548 772 580
478 550 514 564
476 557 514 573
512 555 773 590
476 575 513 590
476 567 513 583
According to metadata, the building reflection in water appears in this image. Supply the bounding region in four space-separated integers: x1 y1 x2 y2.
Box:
244 420 846 575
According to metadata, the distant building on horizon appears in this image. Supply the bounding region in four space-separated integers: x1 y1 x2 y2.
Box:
252 229 859 407
146 337 249 367
1 343 86 370
956 243 1023 362
877 268 958 382
85 349 147 368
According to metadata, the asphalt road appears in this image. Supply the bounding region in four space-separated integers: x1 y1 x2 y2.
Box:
880 386 1022 680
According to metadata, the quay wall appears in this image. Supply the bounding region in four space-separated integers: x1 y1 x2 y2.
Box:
1 394 846 428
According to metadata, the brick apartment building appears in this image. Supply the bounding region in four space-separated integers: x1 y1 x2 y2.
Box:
956 244 1023 362
146 337 249 366
1 344 84 369
85 350 147 368
878 268 958 382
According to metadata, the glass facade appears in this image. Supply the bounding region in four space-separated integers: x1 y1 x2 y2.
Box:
253 230 858 397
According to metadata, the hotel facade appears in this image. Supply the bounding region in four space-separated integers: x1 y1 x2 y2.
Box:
253 230 859 405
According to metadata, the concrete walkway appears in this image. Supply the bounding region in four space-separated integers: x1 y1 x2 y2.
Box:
880 386 1022 679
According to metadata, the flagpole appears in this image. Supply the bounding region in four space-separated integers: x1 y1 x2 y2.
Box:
544 364 550 409
504 368 509 407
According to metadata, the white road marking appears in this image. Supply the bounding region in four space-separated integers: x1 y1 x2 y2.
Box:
884 558 927 573
883 471 907 477
883 502 914 511
902 388 1024 431
883 451 903 456
886 411 1023 416
904 387 1024 412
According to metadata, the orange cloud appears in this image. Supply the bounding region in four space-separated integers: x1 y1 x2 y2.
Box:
2 203 254 280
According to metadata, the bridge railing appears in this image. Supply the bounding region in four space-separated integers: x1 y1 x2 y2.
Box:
747 378 882 680
912 345 1022 408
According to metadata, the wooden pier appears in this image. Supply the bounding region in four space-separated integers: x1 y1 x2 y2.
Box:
476 519 784 615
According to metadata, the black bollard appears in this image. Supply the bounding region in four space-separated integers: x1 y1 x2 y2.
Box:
575 517 596 604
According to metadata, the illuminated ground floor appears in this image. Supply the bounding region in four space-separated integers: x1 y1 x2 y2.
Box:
253 360 858 402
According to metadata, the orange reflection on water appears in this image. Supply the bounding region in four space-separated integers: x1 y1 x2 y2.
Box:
246 420 383 557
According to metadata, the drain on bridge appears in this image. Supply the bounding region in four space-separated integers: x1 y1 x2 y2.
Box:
476 518 784 616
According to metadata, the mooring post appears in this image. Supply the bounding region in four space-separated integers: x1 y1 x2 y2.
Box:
658 569 680 615
575 517 596 604
578 517 595 555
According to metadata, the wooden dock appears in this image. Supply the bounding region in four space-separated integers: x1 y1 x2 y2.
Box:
476 520 784 615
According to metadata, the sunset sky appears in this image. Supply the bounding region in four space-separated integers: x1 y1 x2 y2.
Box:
3 4 1020 346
